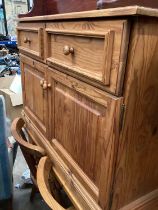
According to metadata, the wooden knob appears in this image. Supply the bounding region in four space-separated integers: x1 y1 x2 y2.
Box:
24 37 31 43
43 81 48 90
40 80 51 90
40 80 44 87
24 37 28 43
47 83 51 88
63 45 74 55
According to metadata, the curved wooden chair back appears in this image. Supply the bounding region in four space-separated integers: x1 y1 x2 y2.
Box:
37 156 75 210
11 117 45 183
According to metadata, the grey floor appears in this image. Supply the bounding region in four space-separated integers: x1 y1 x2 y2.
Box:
13 147 50 210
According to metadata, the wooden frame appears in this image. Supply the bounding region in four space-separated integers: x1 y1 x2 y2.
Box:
37 156 76 210
11 117 45 201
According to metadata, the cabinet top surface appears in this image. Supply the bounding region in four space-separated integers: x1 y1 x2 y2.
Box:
18 6 158 22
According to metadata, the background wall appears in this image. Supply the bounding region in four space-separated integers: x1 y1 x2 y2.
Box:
5 0 28 35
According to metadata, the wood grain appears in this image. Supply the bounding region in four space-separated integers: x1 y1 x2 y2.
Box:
37 156 75 210
18 8 158 210
11 117 45 157
20 55 48 137
22 118 102 210
18 6 158 22
17 23 45 59
47 67 123 209
11 117 45 201
111 17 158 210
118 189 158 210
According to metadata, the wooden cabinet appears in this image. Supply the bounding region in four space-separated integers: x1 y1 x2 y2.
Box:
17 6 158 210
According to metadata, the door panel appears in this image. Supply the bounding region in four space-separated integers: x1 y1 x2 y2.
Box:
54 82 105 187
21 55 48 137
48 67 123 209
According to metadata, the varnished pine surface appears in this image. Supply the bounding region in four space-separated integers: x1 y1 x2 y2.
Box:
18 7 158 210
111 16 158 210
18 6 158 22
46 19 129 95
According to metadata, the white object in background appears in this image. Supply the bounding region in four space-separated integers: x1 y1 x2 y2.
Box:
9 74 22 94
10 36 17 41
21 168 32 184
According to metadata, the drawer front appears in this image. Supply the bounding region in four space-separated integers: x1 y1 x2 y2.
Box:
17 23 44 59
46 20 129 95
48 68 123 209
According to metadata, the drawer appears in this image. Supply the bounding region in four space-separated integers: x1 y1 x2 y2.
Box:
46 20 130 95
17 23 44 59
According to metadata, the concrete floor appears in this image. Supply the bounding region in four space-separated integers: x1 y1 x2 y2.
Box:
13 147 50 210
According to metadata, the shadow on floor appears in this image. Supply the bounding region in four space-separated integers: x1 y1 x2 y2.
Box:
13 188 50 210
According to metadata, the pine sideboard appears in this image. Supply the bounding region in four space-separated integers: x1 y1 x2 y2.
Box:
17 6 158 210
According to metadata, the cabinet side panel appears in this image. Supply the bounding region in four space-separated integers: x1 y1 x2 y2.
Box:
111 17 158 210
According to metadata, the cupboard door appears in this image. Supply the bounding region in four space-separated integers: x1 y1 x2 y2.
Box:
48 68 123 209
20 55 48 137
